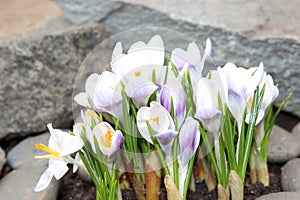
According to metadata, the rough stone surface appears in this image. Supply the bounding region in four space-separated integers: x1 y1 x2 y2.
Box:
281 158 300 192
7 133 49 169
0 167 59 200
57 1 300 118
256 192 300 200
291 122 300 138
53 0 123 24
0 23 110 139
267 125 300 163
121 0 300 42
0 147 6 174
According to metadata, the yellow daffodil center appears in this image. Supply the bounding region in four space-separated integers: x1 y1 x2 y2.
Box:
149 116 159 125
100 130 113 148
134 71 141 77
34 143 60 159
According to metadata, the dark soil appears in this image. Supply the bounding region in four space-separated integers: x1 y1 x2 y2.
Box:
57 163 283 200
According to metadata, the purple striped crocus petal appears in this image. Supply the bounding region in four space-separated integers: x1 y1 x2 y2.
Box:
159 78 186 124
126 80 158 108
178 117 200 167
93 122 123 158
156 130 178 156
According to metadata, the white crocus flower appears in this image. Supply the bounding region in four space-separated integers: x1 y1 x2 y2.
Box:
34 124 83 192
136 101 177 156
85 122 123 158
111 35 165 78
217 62 265 132
178 117 200 196
74 73 100 110
171 38 212 86
194 70 228 134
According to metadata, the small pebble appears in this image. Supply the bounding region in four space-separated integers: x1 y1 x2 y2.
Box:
0 167 59 200
256 192 300 200
267 125 300 163
7 133 49 169
0 147 6 174
291 122 300 138
281 158 300 192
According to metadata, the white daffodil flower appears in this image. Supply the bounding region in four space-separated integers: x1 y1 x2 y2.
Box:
111 35 165 78
137 101 177 155
34 124 83 192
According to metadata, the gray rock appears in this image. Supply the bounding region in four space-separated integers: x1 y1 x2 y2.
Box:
0 167 59 200
291 122 300 138
0 147 6 174
281 158 300 192
256 192 300 200
0 23 110 139
267 125 300 163
57 1 300 118
40 15 71 31
7 133 49 169
53 0 123 24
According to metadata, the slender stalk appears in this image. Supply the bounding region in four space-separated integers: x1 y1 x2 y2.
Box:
183 153 196 199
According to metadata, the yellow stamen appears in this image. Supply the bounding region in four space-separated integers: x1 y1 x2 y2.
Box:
248 97 253 107
149 116 159 125
35 143 60 159
85 109 96 117
134 71 141 77
100 130 113 148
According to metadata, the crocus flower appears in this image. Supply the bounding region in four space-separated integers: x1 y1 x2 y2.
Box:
80 109 100 128
74 73 100 109
194 70 228 134
157 68 186 126
93 71 124 119
178 117 200 196
171 38 212 85
111 35 165 78
34 124 83 192
85 122 123 158
136 101 177 155
217 62 265 132
260 69 279 112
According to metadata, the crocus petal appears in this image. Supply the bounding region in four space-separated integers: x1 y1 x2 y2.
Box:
93 71 121 109
178 117 200 167
74 92 91 108
50 159 69 180
111 35 164 77
156 130 178 156
245 109 265 125
73 153 81 173
59 134 83 157
205 38 212 57
34 168 54 192
85 73 100 101
125 77 158 108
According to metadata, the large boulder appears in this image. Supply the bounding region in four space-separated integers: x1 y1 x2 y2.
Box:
0 23 109 139
57 0 300 118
